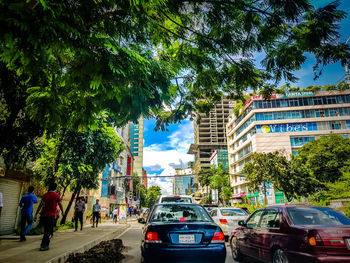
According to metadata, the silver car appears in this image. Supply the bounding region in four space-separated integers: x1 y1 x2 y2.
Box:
209 207 249 239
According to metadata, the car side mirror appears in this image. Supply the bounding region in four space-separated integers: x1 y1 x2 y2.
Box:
238 220 246 227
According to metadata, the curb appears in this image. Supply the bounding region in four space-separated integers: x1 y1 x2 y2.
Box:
48 224 130 263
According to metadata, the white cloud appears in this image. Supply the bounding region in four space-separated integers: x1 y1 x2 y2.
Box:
147 172 173 195
144 120 194 194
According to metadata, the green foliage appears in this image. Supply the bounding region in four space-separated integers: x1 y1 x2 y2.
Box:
295 134 350 184
132 173 147 207
198 168 214 187
33 126 124 192
16 221 74 236
0 0 348 138
200 195 212 205
145 186 162 207
209 164 232 205
243 151 316 202
322 166 350 200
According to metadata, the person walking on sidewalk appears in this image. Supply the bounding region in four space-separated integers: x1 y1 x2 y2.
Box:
19 186 38 241
113 207 118 223
34 182 64 251
74 197 85 231
128 206 133 217
92 199 101 228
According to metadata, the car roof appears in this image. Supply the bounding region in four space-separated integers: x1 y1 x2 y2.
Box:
160 195 193 198
155 203 201 206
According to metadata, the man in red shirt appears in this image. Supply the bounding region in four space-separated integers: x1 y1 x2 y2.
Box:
34 182 64 251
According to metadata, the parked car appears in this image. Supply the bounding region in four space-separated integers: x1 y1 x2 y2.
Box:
138 208 150 223
230 205 350 263
156 195 194 204
209 207 249 240
140 203 226 263
203 204 218 213
236 206 251 215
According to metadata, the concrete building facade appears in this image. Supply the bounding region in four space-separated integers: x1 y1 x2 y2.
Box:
173 167 193 195
91 124 134 213
209 149 229 170
226 90 350 204
188 98 235 194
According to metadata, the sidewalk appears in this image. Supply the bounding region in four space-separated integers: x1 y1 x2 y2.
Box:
0 222 130 263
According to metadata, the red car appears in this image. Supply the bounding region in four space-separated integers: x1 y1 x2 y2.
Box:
230 205 350 263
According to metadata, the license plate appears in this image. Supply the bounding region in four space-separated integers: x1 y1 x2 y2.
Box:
179 234 195 244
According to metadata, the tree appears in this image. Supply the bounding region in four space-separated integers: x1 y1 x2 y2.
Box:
132 173 147 207
198 168 214 190
323 166 350 200
33 126 124 224
209 164 232 205
145 186 162 208
295 134 350 184
242 151 317 202
1 0 349 169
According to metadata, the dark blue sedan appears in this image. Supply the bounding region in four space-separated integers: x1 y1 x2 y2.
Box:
140 203 226 263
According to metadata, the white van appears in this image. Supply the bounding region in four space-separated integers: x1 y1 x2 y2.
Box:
157 195 194 204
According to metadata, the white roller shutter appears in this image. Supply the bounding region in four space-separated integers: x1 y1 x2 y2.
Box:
0 178 22 235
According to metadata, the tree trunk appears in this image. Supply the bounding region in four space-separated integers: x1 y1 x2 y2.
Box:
60 186 79 225
263 183 268 205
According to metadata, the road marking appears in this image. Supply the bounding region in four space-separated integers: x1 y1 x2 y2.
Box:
116 227 131 238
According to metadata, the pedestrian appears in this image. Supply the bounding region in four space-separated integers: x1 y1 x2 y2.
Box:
0 191 3 217
74 197 85 231
128 206 133 217
113 207 118 223
92 199 101 228
19 186 38 241
34 182 64 251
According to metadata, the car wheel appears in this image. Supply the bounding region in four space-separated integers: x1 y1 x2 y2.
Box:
272 249 289 263
230 237 243 261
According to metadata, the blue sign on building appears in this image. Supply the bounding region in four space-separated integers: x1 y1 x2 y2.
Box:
101 164 110 197
113 162 122 173
256 122 318 134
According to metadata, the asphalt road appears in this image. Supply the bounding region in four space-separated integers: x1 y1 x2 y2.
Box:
119 222 260 263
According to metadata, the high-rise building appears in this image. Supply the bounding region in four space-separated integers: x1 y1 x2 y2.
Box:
226 90 350 205
209 149 229 170
173 166 193 195
188 98 235 194
130 117 144 179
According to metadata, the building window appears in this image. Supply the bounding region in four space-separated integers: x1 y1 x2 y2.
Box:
330 121 341 130
290 136 315 147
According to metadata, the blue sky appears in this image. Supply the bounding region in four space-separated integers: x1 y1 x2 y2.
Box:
144 0 350 194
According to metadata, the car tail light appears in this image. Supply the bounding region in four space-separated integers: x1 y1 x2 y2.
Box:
322 238 346 247
212 231 225 243
219 219 227 224
305 232 323 247
145 232 162 243
179 217 186 223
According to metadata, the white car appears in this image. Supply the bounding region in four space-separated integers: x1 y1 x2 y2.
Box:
156 195 194 204
209 207 249 239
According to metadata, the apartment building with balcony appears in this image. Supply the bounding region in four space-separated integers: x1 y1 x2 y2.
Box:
226 90 350 205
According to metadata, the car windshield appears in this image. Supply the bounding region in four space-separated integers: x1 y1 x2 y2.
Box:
161 197 192 203
150 204 212 223
205 206 216 212
220 209 247 216
287 207 350 226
